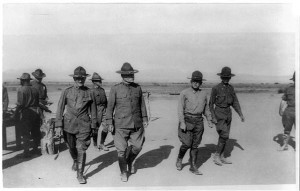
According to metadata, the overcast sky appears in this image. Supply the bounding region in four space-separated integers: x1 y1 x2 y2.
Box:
2 3 298 83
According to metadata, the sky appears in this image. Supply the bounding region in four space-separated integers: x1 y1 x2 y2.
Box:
2 3 298 83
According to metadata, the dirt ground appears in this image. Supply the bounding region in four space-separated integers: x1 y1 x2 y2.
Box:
2 91 297 190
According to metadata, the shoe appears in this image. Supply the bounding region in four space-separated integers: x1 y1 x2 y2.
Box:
189 149 202 175
99 144 109 151
220 154 232 164
176 158 183 171
120 172 128 182
77 172 86 184
213 153 223 166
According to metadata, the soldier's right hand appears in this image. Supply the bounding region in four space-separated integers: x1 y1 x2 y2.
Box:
108 124 114 133
55 127 63 138
179 122 186 132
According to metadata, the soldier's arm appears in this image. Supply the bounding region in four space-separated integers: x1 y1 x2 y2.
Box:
209 87 217 123
203 92 213 122
231 87 244 118
106 86 116 125
90 90 97 129
140 87 148 123
178 91 185 124
55 89 67 128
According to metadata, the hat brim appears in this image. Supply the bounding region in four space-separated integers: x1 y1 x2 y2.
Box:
217 73 235 77
69 74 90 77
89 78 104 81
116 70 139 74
187 77 206 81
32 72 46 78
290 77 295 80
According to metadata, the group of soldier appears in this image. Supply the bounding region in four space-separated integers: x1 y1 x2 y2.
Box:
2 62 295 185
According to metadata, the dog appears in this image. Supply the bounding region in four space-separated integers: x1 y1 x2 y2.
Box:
40 118 56 155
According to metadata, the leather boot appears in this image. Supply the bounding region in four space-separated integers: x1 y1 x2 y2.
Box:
176 145 188 170
189 149 202 175
77 152 86 184
213 153 223 166
176 158 183 171
220 153 232 164
127 149 138 174
118 157 128 182
99 131 109 151
281 134 289 151
72 160 77 171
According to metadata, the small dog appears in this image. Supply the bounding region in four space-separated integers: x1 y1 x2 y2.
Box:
40 118 55 155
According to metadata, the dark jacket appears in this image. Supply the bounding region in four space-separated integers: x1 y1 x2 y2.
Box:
282 84 295 107
90 86 107 124
106 82 148 129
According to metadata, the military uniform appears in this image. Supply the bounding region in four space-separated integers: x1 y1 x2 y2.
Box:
55 66 96 184
15 73 41 154
106 62 148 182
3 86 9 111
31 80 48 102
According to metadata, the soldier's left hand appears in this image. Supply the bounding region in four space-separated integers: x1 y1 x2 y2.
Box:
240 115 245 122
143 122 149 128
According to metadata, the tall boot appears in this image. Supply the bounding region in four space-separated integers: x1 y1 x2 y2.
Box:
220 141 232 164
127 149 138 174
118 157 128 182
92 132 98 147
69 148 78 171
72 159 77 171
213 141 224 166
99 131 109 151
176 145 188 171
281 134 290 151
189 149 202 175
77 151 86 184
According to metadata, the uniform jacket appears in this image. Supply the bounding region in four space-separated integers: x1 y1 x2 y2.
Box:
178 87 212 124
282 84 295 107
209 82 243 121
55 85 97 134
90 86 107 124
106 82 148 129
31 80 48 102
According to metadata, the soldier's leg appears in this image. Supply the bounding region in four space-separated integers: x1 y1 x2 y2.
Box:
213 119 227 166
281 108 294 151
75 132 91 184
63 131 78 171
127 127 145 174
220 117 232 164
20 119 31 157
31 112 42 153
113 128 130 182
189 118 204 175
99 122 109 151
177 122 193 171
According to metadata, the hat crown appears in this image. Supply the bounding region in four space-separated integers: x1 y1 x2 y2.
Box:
121 62 134 72
91 72 103 81
32 68 46 78
19 73 32 80
191 70 203 80
74 66 87 76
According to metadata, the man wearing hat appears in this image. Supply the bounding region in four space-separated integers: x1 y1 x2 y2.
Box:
89 72 109 151
15 73 41 157
55 66 97 184
209 66 245 166
279 72 295 151
106 62 148 182
176 71 214 175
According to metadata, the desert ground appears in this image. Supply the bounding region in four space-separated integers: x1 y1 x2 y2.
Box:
2 83 297 190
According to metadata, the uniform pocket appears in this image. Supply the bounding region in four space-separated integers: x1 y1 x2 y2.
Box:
117 93 127 99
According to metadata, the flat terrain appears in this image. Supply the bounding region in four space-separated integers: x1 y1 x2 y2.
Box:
2 87 297 189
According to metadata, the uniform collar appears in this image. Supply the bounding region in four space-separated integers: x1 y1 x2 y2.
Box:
190 87 201 93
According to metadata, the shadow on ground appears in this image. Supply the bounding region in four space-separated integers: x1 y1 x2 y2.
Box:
85 150 118 179
273 133 295 150
223 139 244 158
134 145 174 172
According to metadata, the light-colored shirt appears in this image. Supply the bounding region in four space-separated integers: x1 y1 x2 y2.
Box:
178 87 212 123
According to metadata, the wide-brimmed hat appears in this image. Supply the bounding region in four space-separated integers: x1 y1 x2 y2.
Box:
217 67 235 77
89 72 104 81
188 70 206 81
17 73 33 80
290 72 295 81
69 66 90 77
32 69 46 78
116 62 139 74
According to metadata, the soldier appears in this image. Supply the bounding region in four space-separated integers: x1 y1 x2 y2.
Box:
106 62 148 182
3 84 9 112
209 67 245 166
15 73 41 157
55 66 97 184
89 72 109 151
176 71 214 175
279 72 295 151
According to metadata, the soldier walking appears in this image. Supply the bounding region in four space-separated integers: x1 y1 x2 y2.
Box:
106 62 148 182
176 71 214 175
89 72 109 151
55 66 97 184
279 72 295 151
209 67 245 165
15 73 41 157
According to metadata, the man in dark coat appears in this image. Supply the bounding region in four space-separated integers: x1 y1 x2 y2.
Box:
279 72 295 151
15 73 41 157
176 71 214 175
55 66 97 184
209 67 245 166
106 62 148 182
89 72 109 151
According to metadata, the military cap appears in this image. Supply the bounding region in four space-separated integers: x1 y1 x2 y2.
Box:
17 73 33 80
217 67 235 77
89 72 104 81
188 70 206 81
116 62 139 74
32 69 46 78
69 66 90 77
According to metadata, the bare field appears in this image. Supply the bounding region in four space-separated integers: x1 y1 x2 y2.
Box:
2 83 296 189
